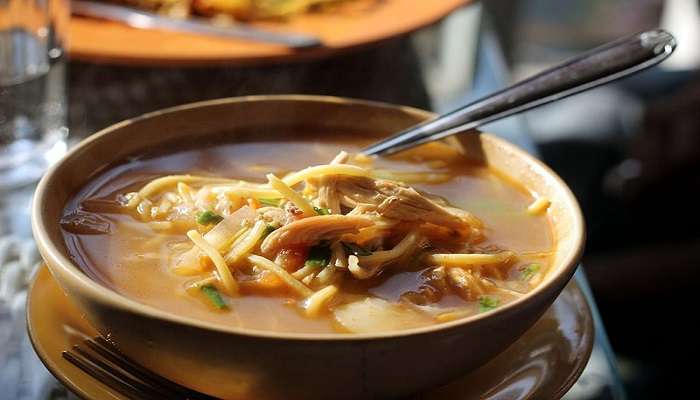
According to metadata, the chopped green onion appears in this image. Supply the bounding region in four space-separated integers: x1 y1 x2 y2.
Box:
262 224 277 238
478 296 499 313
520 263 541 281
201 285 227 309
305 244 331 268
196 211 223 225
313 206 331 215
259 198 281 207
342 242 372 257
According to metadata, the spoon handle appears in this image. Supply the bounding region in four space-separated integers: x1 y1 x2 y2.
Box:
362 29 676 156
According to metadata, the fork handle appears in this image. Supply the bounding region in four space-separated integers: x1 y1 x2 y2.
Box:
362 29 676 156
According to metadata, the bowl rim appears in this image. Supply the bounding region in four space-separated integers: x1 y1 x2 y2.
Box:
32 94 585 341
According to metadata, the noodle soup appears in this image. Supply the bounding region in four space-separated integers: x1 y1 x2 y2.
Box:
60 136 554 334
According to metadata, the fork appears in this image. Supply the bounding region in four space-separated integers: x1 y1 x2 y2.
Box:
63 336 218 400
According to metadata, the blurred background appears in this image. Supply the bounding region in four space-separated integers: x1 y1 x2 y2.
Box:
481 0 700 398
2 0 699 399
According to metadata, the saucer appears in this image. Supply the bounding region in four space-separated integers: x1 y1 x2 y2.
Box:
27 265 593 399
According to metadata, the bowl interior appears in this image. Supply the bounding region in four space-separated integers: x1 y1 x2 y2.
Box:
33 95 584 339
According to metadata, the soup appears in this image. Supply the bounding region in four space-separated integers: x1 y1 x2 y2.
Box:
60 136 554 334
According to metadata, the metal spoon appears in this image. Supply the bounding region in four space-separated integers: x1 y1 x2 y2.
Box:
362 29 676 156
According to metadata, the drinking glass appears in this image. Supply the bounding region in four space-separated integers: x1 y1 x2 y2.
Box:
0 0 69 190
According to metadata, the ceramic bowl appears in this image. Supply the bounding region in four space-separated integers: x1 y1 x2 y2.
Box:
32 95 585 399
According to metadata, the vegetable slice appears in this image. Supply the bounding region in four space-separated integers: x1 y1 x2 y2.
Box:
196 210 224 225
201 285 228 309
334 298 433 333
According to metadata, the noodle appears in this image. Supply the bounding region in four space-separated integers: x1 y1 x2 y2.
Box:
425 252 514 267
127 175 239 208
370 170 451 184
209 184 280 199
247 255 313 298
186 230 238 296
224 220 268 265
313 265 338 287
292 264 321 280
302 273 317 286
267 173 316 217
527 197 551 215
303 285 338 317
281 164 369 187
185 274 218 290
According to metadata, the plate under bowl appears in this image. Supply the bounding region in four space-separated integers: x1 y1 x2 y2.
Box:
27 265 594 399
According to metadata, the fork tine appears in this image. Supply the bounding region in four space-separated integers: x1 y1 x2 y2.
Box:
72 344 175 399
84 340 186 398
63 350 159 400
91 337 218 400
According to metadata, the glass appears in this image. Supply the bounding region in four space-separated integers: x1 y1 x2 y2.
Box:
0 0 69 190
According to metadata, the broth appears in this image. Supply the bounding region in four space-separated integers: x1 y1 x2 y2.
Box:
61 135 553 334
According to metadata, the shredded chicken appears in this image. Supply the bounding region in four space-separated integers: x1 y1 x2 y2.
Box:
260 215 374 255
347 231 421 279
317 151 348 214
336 177 474 231
447 267 494 301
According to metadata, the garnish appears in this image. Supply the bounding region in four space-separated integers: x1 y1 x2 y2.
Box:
520 263 541 281
262 224 277 238
313 206 331 215
259 198 281 207
478 296 499 313
305 244 331 268
342 242 372 257
201 285 227 309
196 211 223 225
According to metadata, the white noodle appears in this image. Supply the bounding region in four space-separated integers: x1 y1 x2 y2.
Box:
127 175 239 208
425 252 514 267
292 264 321 280
186 230 238 296
247 255 313 297
267 173 316 217
224 220 267 265
282 164 369 187
370 170 451 184
313 265 337 287
303 285 338 317
527 197 551 215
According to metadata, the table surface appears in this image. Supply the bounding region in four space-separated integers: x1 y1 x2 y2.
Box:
0 5 626 399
